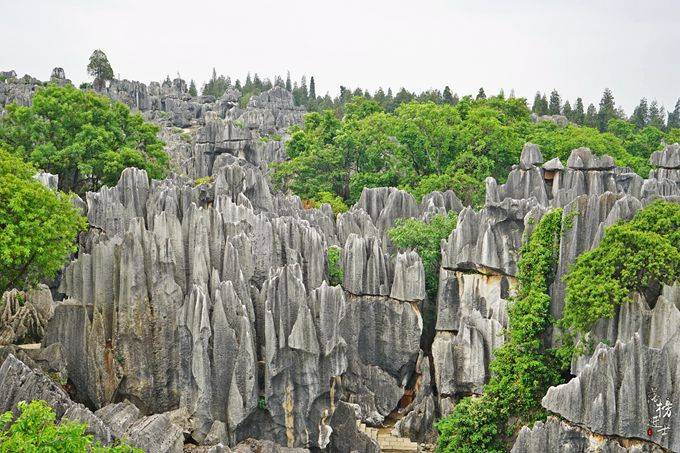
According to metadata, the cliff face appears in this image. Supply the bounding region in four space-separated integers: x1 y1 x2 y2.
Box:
1 68 680 452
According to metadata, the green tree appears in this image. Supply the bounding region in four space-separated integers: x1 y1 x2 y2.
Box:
0 149 87 295
559 200 680 356
532 92 543 115
572 97 585 124
389 211 458 301
87 49 114 90
285 71 292 91
188 79 197 96
585 103 598 128
0 84 168 194
648 100 666 130
631 98 649 129
0 400 141 452
667 99 680 129
443 86 454 104
309 76 316 99
548 89 561 115
476 87 486 100
562 100 572 120
597 88 617 131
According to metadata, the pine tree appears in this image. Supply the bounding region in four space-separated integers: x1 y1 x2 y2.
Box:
452 93 460 105
548 89 561 115
235 79 242 90
597 88 616 131
245 73 252 90
631 98 649 129
188 79 197 96
374 88 386 108
509 89 516 99
309 76 316 99
253 73 263 91
386 88 394 112
585 103 598 128
498 88 505 99
573 98 585 124
532 92 543 114
285 71 292 91
443 86 454 104
476 87 486 100
540 94 549 114
225 76 231 88
274 75 284 87
301 76 308 101
667 99 680 129
562 100 573 121
648 100 666 130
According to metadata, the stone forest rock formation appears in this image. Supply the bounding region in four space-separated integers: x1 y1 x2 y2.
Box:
1 68 680 452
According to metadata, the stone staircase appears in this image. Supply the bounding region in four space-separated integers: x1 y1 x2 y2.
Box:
357 420 419 452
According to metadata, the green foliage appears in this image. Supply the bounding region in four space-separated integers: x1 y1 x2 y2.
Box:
0 84 168 194
389 211 458 301
0 149 87 295
436 396 504 453
559 201 680 354
527 122 649 175
87 49 114 86
326 246 344 287
0 400 141 452
312 191 348 214
194 176 214 187
275 94 664 208
436 209 565 452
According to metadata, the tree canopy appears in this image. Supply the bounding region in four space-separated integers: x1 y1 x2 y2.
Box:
0 84 168 194
273 95 666 208
87 49 114 90
559 200 680 354
0 148 86 295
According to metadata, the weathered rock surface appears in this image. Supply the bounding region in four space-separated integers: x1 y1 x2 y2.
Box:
0 285 54 346
512 416 664 452
543 333 680 452
328 401 380 453
435 143 680 423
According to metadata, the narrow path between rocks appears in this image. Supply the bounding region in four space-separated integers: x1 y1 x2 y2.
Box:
357 418 419 452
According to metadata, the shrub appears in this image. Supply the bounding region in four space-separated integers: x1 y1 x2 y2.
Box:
313 191 348 214
0 400 141 452
326 246 343 287
194 176 214 187
559 200 680 357
389 211 458 301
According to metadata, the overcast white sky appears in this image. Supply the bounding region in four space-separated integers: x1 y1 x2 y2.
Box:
2 0 679 113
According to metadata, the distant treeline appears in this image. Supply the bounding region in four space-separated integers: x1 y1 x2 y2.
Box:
195 69 680 132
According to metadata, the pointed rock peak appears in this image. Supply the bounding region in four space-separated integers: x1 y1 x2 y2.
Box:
288 302 320 355
519 143 544 169
543 157 564 171
650 143 680 169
